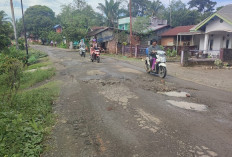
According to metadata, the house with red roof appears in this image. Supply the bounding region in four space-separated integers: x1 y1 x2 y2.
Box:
161 25 203 54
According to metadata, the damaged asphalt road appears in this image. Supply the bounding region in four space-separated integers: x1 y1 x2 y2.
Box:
34 45 232 157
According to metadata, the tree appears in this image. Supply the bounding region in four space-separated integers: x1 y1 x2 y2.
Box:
97 0 121 27
57 2 104 42
17 5 56 42
188 0 217 13
146 0 165 17
131 0 150 17
0 11 13 50
164 0 201 27
132 17 150 34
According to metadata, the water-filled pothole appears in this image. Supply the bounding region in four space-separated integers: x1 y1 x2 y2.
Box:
161 91 190 97
167 100 207 111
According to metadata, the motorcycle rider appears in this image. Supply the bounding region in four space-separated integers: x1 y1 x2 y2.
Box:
148 39 161 72
91 39 98 59
79 39 85 49
79 39 85 56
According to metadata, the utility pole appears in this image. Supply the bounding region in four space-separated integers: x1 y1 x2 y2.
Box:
20 0 29 62
129 0 132 57
10 0 18 49
169 0 172 26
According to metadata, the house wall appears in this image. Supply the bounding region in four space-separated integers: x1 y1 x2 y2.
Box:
107 40 117 53
206 18 232 33
199 32 232 55
161 37 174 46
140 27 170 46
96 29 114 43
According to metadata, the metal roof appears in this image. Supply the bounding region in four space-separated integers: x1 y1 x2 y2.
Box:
190 4 232 32
161 25 195 36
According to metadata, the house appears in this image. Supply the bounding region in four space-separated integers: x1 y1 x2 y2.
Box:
190 4 232 57
118 17 136 30
54 25 62 33
87 27 140 54
139 17 170 46
161 25 203 53
118 16 170 46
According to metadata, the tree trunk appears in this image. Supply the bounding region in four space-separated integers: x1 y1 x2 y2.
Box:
10 0 19 49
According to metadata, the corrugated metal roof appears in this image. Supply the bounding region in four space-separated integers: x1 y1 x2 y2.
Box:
161 25 195 36
190 4 232 31
217 4 232 23
87 27 109 37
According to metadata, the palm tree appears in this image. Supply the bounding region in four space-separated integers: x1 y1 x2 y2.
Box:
97 0 121 27
147 0 164 17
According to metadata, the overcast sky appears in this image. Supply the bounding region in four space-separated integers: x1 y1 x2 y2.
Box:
0 0 231 19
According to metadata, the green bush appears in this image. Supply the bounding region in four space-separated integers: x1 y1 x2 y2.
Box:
214 59 223 67
0 56 23 102
58 43 67 49
28 55 37 65
18 38 25 50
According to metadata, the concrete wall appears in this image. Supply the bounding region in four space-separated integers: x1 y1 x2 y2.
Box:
220 48 232 62
206 18 232 33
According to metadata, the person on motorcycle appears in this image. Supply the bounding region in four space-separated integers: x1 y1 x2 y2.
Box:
148 39 161 72
90 39 98 58
79 39 85 49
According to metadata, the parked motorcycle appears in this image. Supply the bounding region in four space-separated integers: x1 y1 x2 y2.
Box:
91 48 100 63
145 50 167 78
79 47 86 57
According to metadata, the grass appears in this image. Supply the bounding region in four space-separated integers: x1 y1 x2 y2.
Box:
0 47 60 157
26 59 52 70
0 81 60 157
20 68 55 89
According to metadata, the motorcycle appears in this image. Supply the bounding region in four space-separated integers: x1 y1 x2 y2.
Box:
79 47 86 57
91 48 100 63
145 50 167 78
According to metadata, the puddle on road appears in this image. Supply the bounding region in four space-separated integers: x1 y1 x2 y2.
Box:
87 70 106 76
118 68 142 74
167 100 207 111
161 91 190 97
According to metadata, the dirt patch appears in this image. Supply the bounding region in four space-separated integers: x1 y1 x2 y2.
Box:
99 82 138 109
87 70 106 76
135 108 161 134
139 77 176 92
118 68 142 74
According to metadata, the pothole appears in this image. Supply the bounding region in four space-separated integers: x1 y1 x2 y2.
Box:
167 100 207 111
87 70 106 76
160 91 190 97
118 68 142 74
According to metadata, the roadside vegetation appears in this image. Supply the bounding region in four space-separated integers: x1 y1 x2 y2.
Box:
0 46 59 156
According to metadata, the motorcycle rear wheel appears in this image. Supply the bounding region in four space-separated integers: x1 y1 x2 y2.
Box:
97 56 100 63
145 62 150 73
159 66 167 78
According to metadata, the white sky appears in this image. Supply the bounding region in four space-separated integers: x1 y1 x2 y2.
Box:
0 0 231 19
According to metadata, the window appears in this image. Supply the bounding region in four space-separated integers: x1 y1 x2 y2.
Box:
209 40 214 50
226 40 230 49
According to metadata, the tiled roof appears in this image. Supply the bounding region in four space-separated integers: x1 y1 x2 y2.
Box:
161 25 195 36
